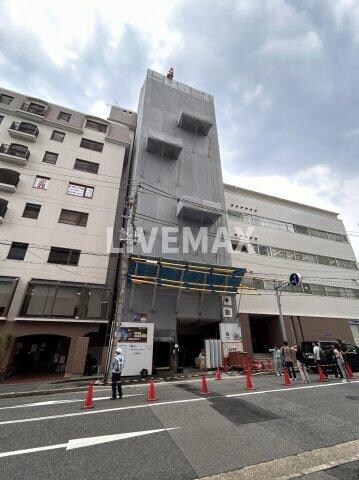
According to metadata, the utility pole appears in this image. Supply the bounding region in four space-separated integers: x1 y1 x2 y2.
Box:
274 281 289 343
103 186 139 383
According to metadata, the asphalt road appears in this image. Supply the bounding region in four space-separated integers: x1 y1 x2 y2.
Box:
0 374 358 480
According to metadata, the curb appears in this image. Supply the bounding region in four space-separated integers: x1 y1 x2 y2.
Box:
0 386 89 399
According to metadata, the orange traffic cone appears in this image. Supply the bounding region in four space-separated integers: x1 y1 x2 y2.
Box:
200 374 209 394
245 367 254 390
283 368 292 386
82 382 94 409
317 365 326 382
345 363 354 379
147 378 157 402
215 368 222 381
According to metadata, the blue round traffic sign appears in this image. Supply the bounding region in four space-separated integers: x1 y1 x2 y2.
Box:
289 273 302 287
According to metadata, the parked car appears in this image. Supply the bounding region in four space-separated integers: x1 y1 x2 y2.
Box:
301 341 359 372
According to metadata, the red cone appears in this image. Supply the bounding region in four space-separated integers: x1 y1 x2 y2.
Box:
200 374 209 394
215 368 222 381
82 382 94 409
317 365 326 382
147 378 157 402
283 368 292 386
345 363 354 379
245 367 254 390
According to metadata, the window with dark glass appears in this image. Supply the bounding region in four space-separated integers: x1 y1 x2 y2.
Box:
59 209 88 226
7 242 28 260
0 277 18 316
85 119 107 133
310 284 326 296
22 203 41 219
58 111 71 122
51 130 65 142
43 151 58 164
294 225 309 235
258 244 270 256
48 247 80 265
0 115 4 124
80 138 103 152
74 159 99 174
0 94 13 105
20 281 109 319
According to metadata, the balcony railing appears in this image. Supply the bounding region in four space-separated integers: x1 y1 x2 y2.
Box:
0 143 30 160
0 198 8 218
10 121 39 137
20 102 47 116
0 169 20 188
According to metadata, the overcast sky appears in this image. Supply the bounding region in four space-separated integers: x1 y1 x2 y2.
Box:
1 0 358 257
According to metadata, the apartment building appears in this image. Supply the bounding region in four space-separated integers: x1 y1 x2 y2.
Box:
225 184 359 354
0 89 134 377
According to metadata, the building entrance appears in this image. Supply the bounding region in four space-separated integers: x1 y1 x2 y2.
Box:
12 334 70 374
249 315 283 353
177 320 219 368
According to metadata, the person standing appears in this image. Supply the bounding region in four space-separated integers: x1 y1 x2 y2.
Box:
281 341 296 380
292 344 310 383
313 342 328 380
333 343 349 383
269 346 283 376
110 347 125 400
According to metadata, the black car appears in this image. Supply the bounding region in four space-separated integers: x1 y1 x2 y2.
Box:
301 341 359 372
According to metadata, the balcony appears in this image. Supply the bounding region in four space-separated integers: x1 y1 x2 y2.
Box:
177 195 222 224
145 129 183 160
0 169 20 193
0 198 8 224
177 108 213 136
8 121 39 142
19 102 47 119
0 143 30 166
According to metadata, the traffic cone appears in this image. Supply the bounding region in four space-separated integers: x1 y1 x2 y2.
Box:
245 367 254 390
200 374 209 394
317 365 326 382
147 378 157 402
282 368 292 386
345 363 354 379
82 382 94 409
215 368 222 381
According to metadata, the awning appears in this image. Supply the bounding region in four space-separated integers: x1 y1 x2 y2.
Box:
177 195 222 224
127 256 246 294
177 108 213 136
145 129 183 160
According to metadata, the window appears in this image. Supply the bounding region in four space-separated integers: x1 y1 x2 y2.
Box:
58 111 71 122
271 247 287 259
48 247 80 266
0 94 13 105
317 255 331 265
258 244 271 256
294 225 309 235
311 284 326 296
86 287 109 318
85 119 107 133
43 151 58 165
300 252 316 263
252 216 265 226
59 209 88 227
67 182 94 198
80 138 103 152
285 250 295 260
7 242 28 260
0 115 3 124
0 277 18 316
308 228 328 239
51 130 65 142
325 286 340 297
22 203 41 219
74 159 99 174
303 283 312 294
33 176 50 190
253 279 264 290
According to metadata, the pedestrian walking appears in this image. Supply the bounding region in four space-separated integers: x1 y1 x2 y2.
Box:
333 343 349 383
281 341 296 380
313 342 328 380
292 344 310 383
110 347 125 400
269 345 283 376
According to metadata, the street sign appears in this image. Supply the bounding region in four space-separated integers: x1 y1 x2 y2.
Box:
289 273 302 287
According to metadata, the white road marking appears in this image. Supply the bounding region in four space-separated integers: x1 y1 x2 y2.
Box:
0 428 178 459
0 380 357 427
0 394 143 411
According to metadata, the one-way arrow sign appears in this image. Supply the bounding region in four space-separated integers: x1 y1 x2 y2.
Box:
0 428 179 459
